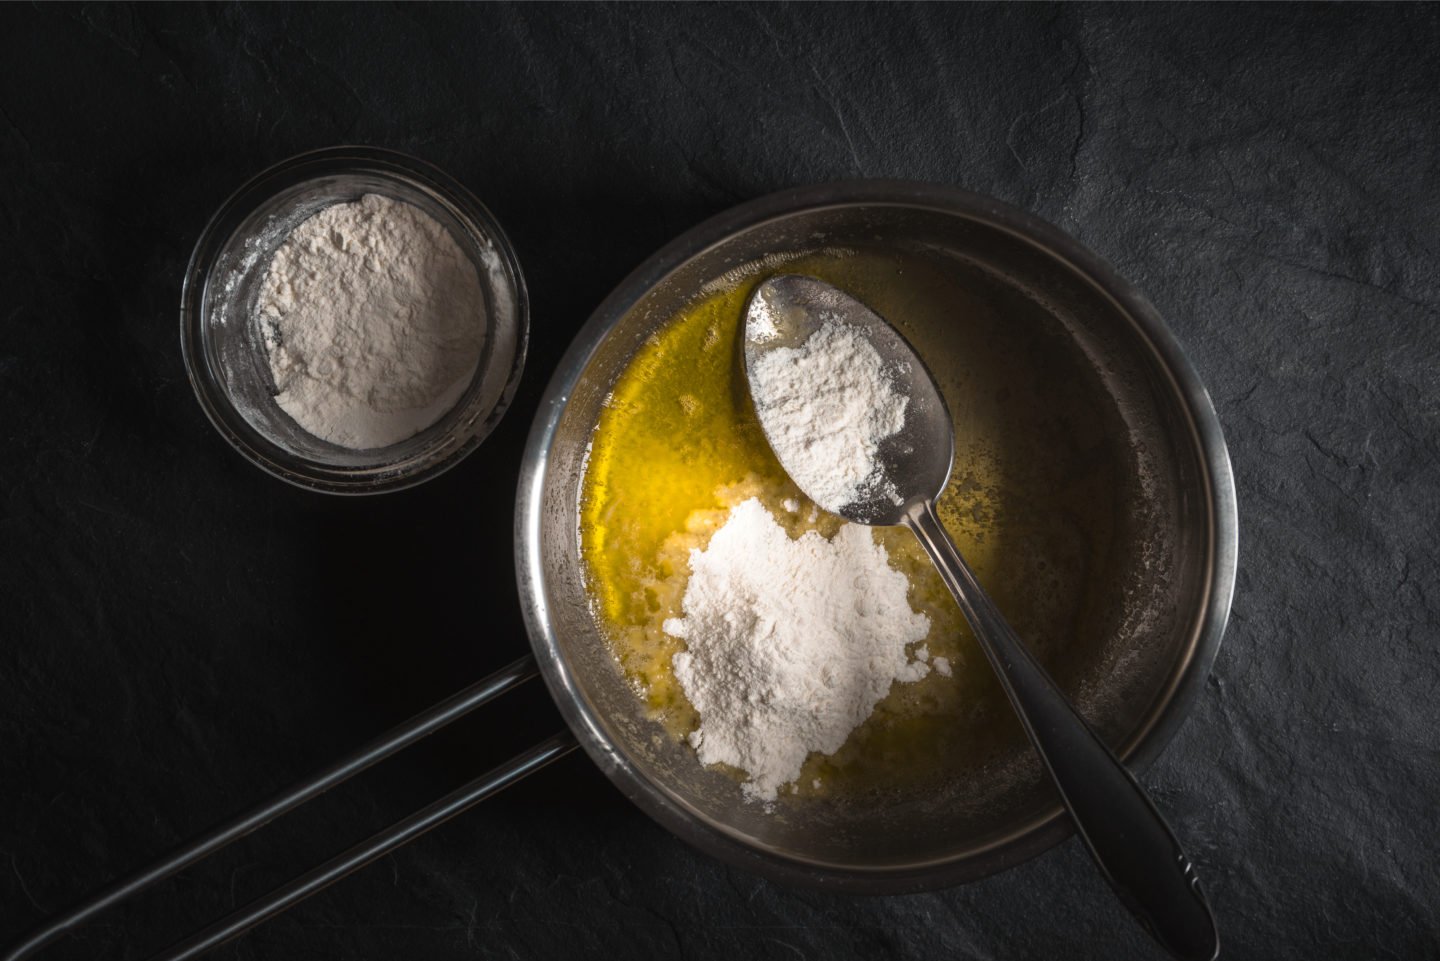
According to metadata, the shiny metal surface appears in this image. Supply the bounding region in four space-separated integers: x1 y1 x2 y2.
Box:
0 657 559 961
515 181 1238 892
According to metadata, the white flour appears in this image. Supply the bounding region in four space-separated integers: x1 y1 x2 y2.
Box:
258 193 487 450
665 498 931 801
749 319 907 513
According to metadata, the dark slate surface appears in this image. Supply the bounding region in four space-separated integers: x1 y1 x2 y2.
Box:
2 4 1437 959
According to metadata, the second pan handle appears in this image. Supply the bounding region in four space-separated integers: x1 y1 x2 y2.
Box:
2 654 577 961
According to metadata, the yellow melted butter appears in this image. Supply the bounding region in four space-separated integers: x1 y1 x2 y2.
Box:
579 250 1037 796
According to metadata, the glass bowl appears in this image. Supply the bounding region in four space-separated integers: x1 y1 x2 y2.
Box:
180 146 528 494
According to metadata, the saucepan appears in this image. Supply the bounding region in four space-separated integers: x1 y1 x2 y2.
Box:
4 181 1237 959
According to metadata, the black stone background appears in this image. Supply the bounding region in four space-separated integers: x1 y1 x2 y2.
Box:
1 3 1437 959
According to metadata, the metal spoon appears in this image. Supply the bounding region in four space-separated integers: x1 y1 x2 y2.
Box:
743 274 1219 961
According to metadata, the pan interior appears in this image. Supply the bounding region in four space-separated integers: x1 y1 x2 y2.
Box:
534 204 1208 875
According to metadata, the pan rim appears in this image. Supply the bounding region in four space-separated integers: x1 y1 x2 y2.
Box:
514 179 1238 893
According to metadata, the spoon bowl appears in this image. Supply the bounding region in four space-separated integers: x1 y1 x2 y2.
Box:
743 274 953 525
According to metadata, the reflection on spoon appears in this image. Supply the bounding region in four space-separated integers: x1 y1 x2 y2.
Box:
743 274 1219 961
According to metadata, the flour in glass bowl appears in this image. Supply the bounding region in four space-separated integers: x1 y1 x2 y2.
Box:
257 193 488 450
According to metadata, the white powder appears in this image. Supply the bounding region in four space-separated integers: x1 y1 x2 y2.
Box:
258 193 487 450
749 319 907 513
665 498 931 802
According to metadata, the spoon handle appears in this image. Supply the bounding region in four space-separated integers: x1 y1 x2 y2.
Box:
905 501 1219 961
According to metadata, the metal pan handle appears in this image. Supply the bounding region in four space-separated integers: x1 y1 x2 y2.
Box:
2 655 577 961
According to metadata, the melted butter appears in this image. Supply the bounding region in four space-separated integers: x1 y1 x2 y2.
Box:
580 247 1128 798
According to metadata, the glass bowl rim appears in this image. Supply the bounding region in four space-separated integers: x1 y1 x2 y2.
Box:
179 145 530 495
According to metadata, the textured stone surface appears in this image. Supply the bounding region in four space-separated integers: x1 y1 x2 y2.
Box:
1 4 1437 959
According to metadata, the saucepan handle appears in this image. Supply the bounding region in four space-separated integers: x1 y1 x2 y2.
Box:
2 655 577 961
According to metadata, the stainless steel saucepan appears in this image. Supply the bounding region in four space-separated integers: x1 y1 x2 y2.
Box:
5 182 1237 960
